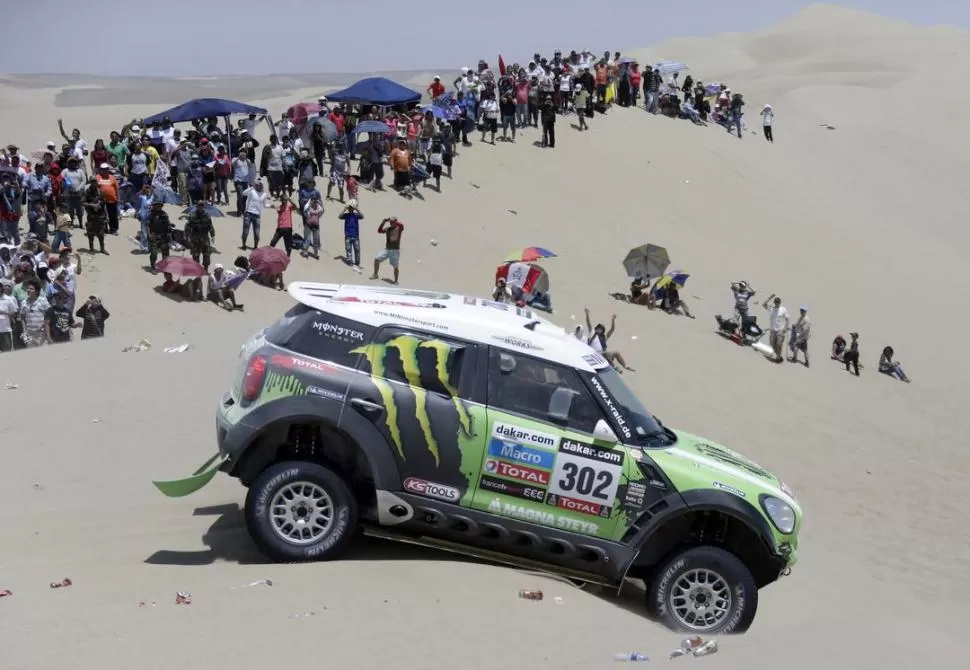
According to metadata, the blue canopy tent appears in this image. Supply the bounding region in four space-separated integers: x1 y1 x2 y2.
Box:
325 77 421 107
142 98 268 125
142 98 269 158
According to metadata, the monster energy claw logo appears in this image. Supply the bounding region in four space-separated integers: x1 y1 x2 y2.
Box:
351 336 472 465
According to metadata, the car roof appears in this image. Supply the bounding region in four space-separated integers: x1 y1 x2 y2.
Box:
287 282 611 373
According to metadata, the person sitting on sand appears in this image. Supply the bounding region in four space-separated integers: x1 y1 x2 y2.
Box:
660 283 694 318
206 263 243 311
879 346 911 383
843 332 861 376
831 334 846 361
584 307 634 372
629 275 654 307
161 272 192 299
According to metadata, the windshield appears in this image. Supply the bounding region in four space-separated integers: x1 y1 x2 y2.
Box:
588 367 672 448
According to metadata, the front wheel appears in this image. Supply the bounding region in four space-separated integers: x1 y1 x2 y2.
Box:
245 461 358 562
646 546 758 634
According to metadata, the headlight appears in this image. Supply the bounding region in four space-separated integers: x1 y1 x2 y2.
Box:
761 495 796 534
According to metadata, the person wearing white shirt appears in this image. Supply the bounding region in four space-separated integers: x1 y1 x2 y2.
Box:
206 263 243 311
761 104 774 143
242 114 259 137
241 181 268 249
479 96 499 144
763 294 790 362
0 280 18 352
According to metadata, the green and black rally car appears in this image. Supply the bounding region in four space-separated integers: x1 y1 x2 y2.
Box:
155 283 802 634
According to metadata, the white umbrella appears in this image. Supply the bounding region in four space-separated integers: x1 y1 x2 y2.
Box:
655 60 689 75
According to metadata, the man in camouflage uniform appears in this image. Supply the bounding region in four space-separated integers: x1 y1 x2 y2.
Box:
147 201 174 272
82 177 108 254
184 201 215 270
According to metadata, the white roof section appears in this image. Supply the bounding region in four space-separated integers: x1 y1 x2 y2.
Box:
287 282 610 372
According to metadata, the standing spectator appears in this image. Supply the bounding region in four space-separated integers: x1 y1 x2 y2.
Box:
61 158 86 229
389 141 412 195
540 99 557 148
763 294 790 363
75 295 109 339
232 149 255 216
339 202 363 269
0 279 17 352
45 291 78 344
844 332 861 376
370 216 403 284
19 279 49 347
241 181 267 249
788 306 811 366
761 104 774 143
95 163 120 234
301 195 324 259
269 195 295 257
261 135 285 199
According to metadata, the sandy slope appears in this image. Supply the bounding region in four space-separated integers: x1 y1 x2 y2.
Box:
1 4 967 667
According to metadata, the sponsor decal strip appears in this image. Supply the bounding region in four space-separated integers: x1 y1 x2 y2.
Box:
589 378 631 440
547 438 624 507
478 475 546 502
403 477 461 502
484 459 550 486
486 498 600 536
491 422 558 450
487 439 556 470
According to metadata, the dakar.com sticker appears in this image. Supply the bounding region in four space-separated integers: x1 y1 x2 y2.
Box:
490 421 557 450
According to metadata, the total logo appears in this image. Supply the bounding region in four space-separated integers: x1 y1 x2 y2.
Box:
483 459 550 486
403 477 461 502
271 355 336 374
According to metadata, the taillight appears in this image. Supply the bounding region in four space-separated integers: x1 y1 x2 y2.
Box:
242 355 267 402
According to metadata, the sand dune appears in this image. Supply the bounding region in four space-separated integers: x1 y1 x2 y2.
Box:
0 4 966 668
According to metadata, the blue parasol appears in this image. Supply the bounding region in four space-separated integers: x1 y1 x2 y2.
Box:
182 204 225 218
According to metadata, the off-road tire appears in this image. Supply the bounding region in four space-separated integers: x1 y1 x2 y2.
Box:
646 546 758 634
245 460 358 562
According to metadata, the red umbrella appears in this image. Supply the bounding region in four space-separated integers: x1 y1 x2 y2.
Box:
287 102 322 125
249 247 290 275
157 256 206 278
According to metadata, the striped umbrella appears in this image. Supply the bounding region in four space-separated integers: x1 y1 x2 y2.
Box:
504 246 557 263
651 270 690 295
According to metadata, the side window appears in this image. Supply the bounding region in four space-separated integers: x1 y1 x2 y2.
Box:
280 310 375 367
360 327 472 399
487 348 603 434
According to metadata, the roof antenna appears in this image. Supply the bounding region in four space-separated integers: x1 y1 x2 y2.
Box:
524 320 540 331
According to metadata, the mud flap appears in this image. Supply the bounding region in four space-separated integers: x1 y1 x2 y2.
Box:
152 453 229 498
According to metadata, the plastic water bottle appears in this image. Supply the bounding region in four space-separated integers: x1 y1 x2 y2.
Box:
614 652 650 662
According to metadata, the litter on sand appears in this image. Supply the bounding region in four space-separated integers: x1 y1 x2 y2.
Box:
3 382 18 390
163 343 191 353
518 589 543 600
49 578 72 589
174 591 192 605
233 579 273 589
670 636 718 659
0 589 13 597
123 339 151 352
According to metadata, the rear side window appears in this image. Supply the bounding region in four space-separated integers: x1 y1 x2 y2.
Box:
355 327 475 400
266 304 374 367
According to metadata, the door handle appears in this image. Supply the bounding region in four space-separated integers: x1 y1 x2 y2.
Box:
351 398 384 415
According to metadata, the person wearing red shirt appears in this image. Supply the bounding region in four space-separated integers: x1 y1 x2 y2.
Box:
427 76 445 99
94 163 120 234
269 195 296 257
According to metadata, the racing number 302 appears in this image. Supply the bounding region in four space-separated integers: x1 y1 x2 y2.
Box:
558 463 612 500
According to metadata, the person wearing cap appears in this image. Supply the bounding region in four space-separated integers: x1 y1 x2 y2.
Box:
206 263 243 311
788 306 812 366
540 98 557 148
95 162 120 234
763 293 790 363
761 104 774 143
573 84 590 130
45 289 80 344
427 76 445 99
371 216 404 284
146 200 173 271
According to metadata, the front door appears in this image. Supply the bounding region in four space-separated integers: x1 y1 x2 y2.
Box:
344 326 486 506
472 347 627 541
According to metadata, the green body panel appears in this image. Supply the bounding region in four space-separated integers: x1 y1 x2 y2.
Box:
153 453 229 498
650 430 802 560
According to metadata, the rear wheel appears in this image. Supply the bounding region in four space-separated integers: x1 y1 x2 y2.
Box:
245 461 358 562
646 546 758 634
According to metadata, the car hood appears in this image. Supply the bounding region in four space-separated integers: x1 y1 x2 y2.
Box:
649 430 801 513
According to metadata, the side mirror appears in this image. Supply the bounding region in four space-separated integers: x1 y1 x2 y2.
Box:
592 419 618 443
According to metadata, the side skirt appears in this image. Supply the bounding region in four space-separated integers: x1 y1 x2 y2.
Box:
372 490 635 584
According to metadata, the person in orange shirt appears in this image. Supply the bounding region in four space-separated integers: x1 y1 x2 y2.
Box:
594 63 608 104
94 163 120 234
389 140 413 195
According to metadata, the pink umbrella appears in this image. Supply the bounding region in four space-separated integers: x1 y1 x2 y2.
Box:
157 256 206 278
249 247 290 275
287 102 322 125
